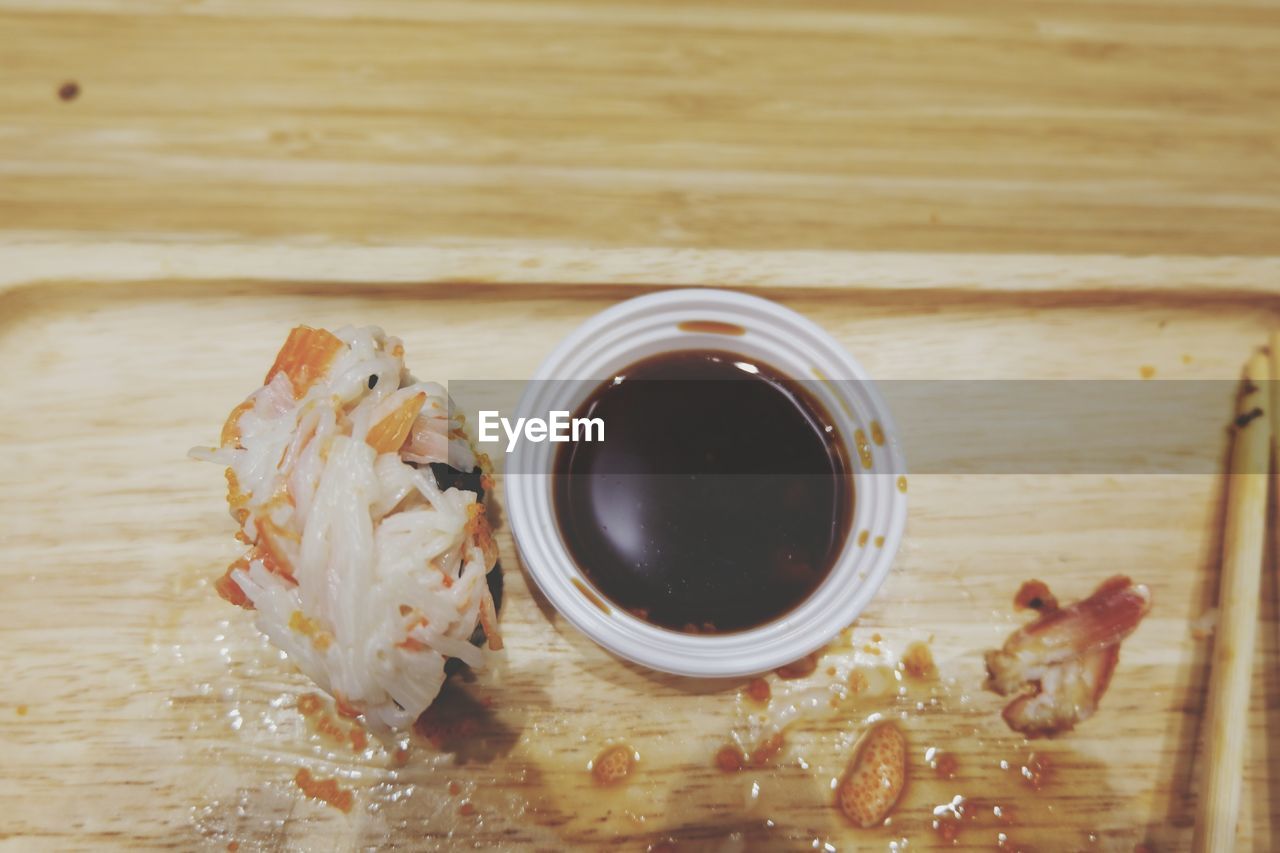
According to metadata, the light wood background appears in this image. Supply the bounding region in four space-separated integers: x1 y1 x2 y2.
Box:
2 1 1280 851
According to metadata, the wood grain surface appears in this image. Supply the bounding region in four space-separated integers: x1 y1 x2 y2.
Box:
0 258 1278 852
1 0 1279 255
3 1 1280 851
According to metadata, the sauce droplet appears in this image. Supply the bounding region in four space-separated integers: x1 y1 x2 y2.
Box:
897 475 908 493
775 652 819 679
715 745 746 772
57 81 79 101
854 428 873 469
677 320 746 336
1014 579 1058 612
571 577 611 614
900 642 936 680
745 677 771 703
294 768 354 813
870 420 886 446
857 530 870 547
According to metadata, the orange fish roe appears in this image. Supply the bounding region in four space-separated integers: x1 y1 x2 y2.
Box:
297 693 324 717
226 842 239 852
459 801 477 817
900 642 937 680
448 781 461 796
1014 579 1058 612
835 721 906 828
715 745 746 773
745 677 771 703
294 768 354 813
289 610 333 651
297 693 368 752
591 744 637 786
775 652 819 679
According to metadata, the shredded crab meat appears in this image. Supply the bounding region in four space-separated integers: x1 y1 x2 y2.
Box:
985 575 1150 737
190 325 500 731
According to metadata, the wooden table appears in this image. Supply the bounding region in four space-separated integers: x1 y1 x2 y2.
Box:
3 2 1279 850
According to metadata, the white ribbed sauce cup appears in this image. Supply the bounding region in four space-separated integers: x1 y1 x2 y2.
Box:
506 289 907 678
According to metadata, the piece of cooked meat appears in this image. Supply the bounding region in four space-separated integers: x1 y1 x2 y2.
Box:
985 575 1150 737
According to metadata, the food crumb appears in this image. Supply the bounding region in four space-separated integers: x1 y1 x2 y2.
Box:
1190 608 1218 640
591 744 637 786
848 670 869 693
1139 365 1156 379
15 705 27 716
745 677 771 703
874 536 885 548
58 81 79 101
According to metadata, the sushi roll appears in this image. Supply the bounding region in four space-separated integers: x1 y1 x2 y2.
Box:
190 325 501 730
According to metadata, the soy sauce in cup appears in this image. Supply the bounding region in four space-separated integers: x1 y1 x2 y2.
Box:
552 349 854 634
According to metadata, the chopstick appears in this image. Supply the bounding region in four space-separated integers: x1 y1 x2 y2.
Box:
1191 350 1272 853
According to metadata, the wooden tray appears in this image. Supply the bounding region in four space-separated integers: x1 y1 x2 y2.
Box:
3 243 1278 851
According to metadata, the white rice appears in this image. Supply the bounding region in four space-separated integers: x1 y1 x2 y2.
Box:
190 325 499 731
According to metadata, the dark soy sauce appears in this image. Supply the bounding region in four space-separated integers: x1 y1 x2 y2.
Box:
552 350 854 634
